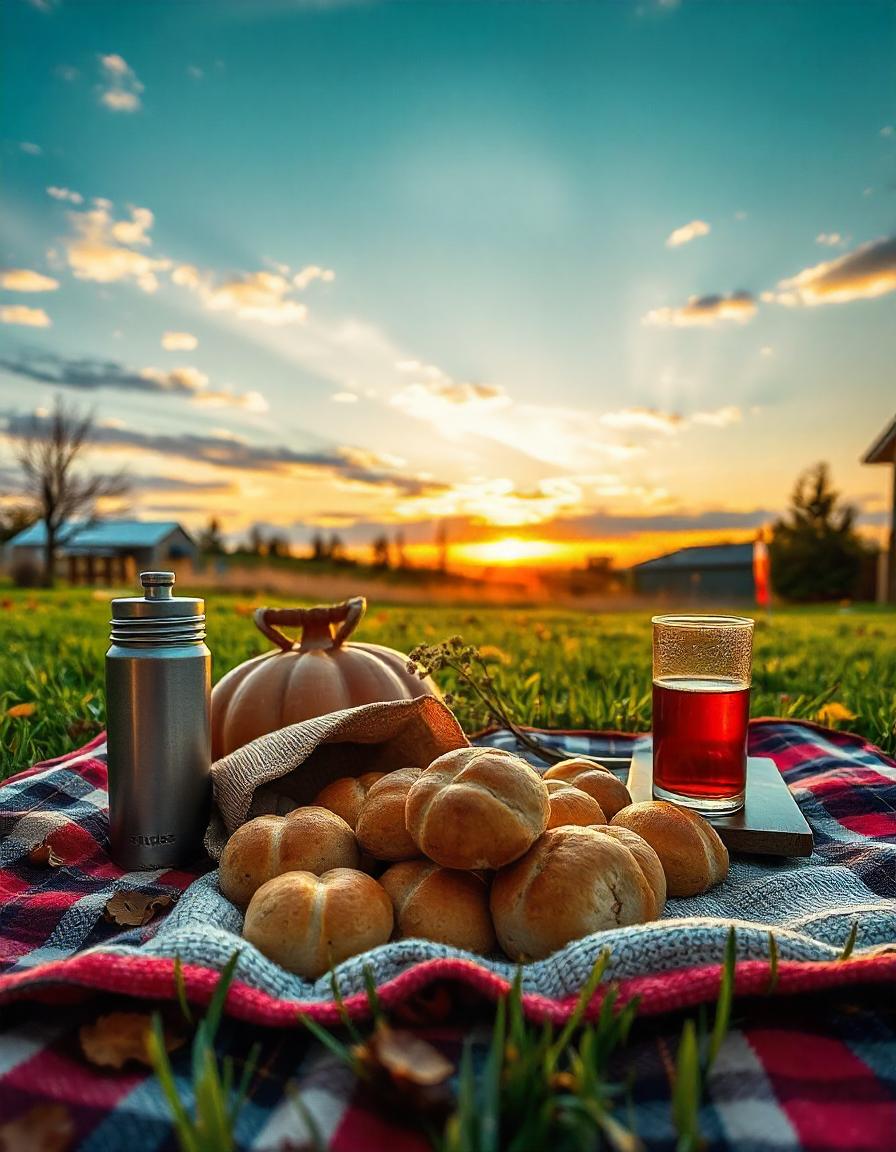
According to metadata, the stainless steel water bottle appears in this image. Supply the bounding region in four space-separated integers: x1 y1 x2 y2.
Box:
106 571 211 870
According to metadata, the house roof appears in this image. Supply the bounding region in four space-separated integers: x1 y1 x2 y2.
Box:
862 413 896 465
7 519 191 551
631 542 754 572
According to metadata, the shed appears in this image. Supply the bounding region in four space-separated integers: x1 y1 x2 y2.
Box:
861 412 896 603
630 542 755 601
5 520 197 585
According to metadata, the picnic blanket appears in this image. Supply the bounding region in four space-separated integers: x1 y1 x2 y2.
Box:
1 721 895 1023
0 722 895 1150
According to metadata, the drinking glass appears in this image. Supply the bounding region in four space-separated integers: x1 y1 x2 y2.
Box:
652 614 754 815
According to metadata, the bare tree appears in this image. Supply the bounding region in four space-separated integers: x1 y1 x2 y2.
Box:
16 396 129 587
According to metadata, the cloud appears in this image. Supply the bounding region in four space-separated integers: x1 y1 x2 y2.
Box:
61 200 170 291
161 331 198 351
98 54 143 112
172 267 309 325
47 186 83 205
760 345 774 357
2 410 442 496
765 235 896 307
0 351 265 411
396 476 589 529
292 265 335 289
882 125 894 138
600 405 742 434
187 65 204 80
172 261 333 325
816 232 845 247
601 408 683 434
0 269 59 292
19 142 42 156
0 306 51 328
331 392 358 403
690 405 742 427
666 219 710 248
643 290 757 326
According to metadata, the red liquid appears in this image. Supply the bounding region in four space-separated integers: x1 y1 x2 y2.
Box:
652 677 749 800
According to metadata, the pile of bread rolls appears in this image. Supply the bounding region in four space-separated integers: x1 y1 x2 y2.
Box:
218 747 729 979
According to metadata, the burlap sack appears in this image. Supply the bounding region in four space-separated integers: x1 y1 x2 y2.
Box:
204 695 468 859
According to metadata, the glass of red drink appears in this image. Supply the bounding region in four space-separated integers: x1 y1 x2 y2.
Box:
652 614 754 815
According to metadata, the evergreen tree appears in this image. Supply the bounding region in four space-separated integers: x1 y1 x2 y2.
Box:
770 463 869 601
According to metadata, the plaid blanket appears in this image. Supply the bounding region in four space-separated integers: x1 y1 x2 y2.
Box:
1 722 895 1149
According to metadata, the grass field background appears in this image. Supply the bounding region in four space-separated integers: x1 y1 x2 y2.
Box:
2 587 894 778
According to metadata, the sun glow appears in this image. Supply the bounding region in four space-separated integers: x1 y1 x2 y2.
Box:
453 536 562 566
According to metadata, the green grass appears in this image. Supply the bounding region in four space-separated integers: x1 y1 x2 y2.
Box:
1 586 895 777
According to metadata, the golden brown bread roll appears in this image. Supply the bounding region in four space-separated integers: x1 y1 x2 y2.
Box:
545 779 606 829
243 868 393 980
379 859 496 954
543 758 632 818
355 766 424 862
313 772 387 831
219 807 359 907
490 826 657 961
591 825 666 917
610 801 729 896
405 747 550 870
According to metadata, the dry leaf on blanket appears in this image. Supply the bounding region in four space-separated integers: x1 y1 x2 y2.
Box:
0 1103 74 1152
80 1011 186 1069
104 890 174 927
354 1021 454 1118
27 840 64 868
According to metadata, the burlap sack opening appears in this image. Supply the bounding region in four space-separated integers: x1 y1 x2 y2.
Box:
205 695 468 859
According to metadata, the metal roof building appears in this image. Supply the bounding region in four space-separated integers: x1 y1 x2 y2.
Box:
6 519 197 584
862 412 896 603
630 542 755 601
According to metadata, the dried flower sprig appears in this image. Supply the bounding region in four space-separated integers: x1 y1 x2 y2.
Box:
407 636 567 764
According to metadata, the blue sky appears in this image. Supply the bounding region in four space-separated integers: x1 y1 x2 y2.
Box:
1 0 894 566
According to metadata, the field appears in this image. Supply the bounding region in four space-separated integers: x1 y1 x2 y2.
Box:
2 587 895 778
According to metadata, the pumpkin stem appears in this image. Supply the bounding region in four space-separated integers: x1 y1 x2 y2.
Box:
253 597 367 652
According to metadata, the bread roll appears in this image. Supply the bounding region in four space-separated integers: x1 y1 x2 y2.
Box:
406 747 550 870
490 826 656 961
591 825 666 917
355 766 424 862
219 807 359 907
243 868 393 980
545 779 606 829
610 801 728 897
380 859 496 954
313 772 387 831
543 759 632 818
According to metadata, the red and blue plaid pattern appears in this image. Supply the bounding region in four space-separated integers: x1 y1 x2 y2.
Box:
0 721 895 1149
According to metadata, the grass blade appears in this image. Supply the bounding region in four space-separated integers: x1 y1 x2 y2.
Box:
672 1019 701 1152
173 955 194 1026
707 927 736 1069
767 932 779 993
839 921 859 960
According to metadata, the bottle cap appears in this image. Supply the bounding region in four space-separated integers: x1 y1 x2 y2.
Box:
110 572 205 642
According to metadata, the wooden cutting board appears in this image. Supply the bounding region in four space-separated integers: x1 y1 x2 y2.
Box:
594 738 814 858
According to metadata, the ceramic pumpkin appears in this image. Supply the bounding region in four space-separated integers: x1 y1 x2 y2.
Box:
211 597 439 758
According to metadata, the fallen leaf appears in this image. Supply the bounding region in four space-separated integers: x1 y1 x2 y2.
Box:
6 702 36 719
104 890 174 927
27 840 64 868
367 1023 453 1085
353 1022 454 1120
817 701 858 724
80 1011 185 1069
0 1104 73 1152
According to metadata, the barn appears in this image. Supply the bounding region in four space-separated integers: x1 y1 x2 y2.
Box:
5 520 198 585
630 542 755 602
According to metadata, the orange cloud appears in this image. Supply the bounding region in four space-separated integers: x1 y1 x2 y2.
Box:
62 200 170 291
0 269 59 292
0 305 51 327
643 291 757 326
766 235 896 306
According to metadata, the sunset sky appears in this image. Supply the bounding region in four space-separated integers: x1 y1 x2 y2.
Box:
1 0 894 569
